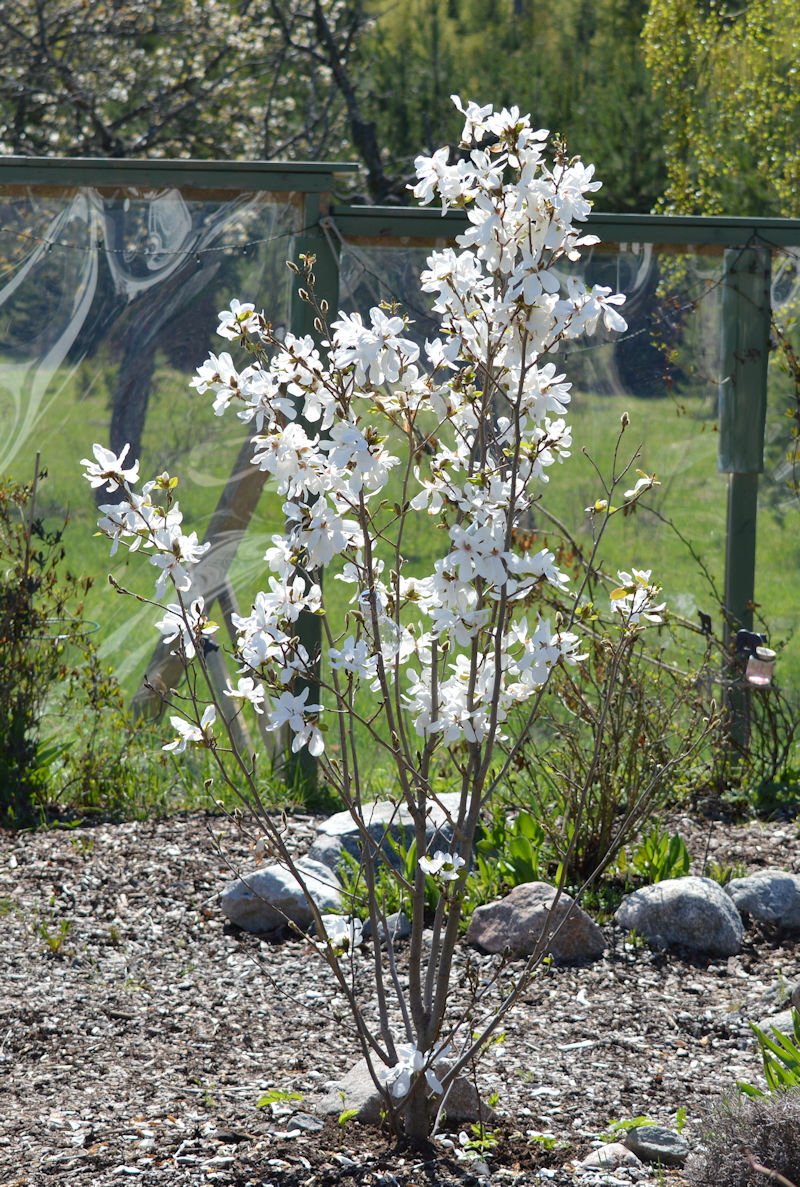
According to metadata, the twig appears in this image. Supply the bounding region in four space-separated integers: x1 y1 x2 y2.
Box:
746 1151 799 1187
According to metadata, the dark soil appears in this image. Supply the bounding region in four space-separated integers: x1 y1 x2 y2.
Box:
1 809 799 1187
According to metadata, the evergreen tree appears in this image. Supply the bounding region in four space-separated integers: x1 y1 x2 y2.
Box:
362 0 665 211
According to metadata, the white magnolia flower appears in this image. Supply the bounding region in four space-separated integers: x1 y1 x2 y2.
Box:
321 915 363 955
623 471 661 501
155 597 218 660
223 676 266 714
163 704 216 753
285 497 361 568
81 443 140 492
418 850 466 882
96 484 160 554
330 306 419 386
149 527 210 598
267 687 324 756
611 569 666 625
190 350 241 415
215 299 262 340
384 1043 445 1100
328 636 379 680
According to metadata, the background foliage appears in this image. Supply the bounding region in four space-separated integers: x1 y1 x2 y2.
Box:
1 0 796 217
643 0 800 217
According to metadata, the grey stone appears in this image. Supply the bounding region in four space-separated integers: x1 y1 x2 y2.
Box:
725 869 800 928
614 876 743 956
316 1057 494 1126
220 857 341 934
362 911 411 943
754 1008 797 1037
465 882 605 962
287 1112 324 1133
753 987 800 1038
578 1143 643 1170
309 793 462 875
622 1125 689 1167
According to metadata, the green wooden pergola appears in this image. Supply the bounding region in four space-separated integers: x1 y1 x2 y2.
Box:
3 156 800 773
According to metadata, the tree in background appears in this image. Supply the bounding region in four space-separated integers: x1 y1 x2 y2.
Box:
0 0 357 162
0 0 665 210
645 0 800 562
362 0 666 212
643 0 800 217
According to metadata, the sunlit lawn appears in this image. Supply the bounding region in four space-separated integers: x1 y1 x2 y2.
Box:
3 350 798 791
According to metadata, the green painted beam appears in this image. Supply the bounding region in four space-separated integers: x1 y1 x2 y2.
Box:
329 204 800 248
0 156 358 192
717 249 772 758
719 248 771 647
723 471 760 756
724 472 760 638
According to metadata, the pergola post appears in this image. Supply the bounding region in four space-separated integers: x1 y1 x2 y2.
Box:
718 246 772 751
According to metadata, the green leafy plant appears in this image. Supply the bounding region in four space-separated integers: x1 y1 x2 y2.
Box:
0 466 90 823
504 604 713 885
603 1114 655 1141
527 1131 559 1150
0 465 179 825
739 1010 800 1098
34 918 72 957
256 1089 304 1109
629 828 691 884
705 860 747 887
475 809 549 890
460 1121 499 1156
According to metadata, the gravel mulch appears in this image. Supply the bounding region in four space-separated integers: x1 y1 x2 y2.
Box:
1 809 799 1187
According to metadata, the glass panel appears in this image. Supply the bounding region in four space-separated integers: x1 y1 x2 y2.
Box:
759 245 800 687
0 183 299 685
339 238 728 668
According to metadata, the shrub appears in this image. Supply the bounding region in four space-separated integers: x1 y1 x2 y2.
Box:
0 467 94 823
686 1090 800 1187
0 465 181 824
82 98 711 1144
503 609 711 884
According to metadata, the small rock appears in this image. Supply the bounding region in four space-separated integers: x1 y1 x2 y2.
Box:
287 1112 324 1133
361 911 411 943
316 1057 494 1125
614 876 743 956
220 857 341 934
579 1143 643 1170
725 870 800 928
623 1125 689 1167
465 882 605 962
753 1005 800 1037
309 794 461 874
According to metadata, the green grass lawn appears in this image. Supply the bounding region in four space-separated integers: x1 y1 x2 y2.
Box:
545 388 800 690
2 340 798 798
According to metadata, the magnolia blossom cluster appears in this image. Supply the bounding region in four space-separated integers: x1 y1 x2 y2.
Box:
82 98 644 760
82 445 215 617
611 569 666 626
